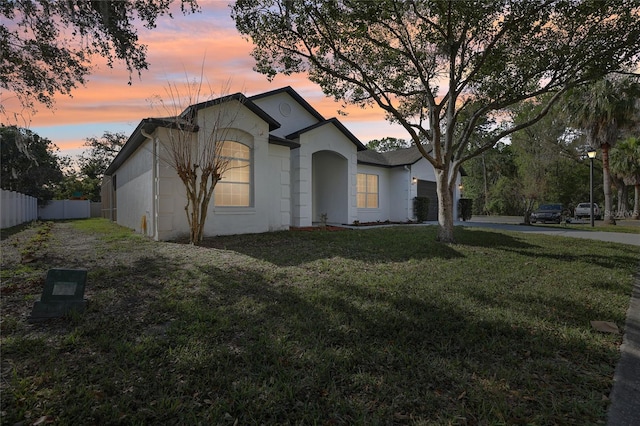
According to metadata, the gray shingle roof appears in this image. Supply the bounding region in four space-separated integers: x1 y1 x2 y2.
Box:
357 145 431 167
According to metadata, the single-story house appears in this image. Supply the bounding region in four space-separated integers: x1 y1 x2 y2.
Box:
101 86 463 240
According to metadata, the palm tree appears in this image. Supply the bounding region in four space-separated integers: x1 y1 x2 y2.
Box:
563 76 640 224
610 137 640 219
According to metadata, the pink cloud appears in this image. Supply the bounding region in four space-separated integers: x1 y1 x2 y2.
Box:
4 3 406 154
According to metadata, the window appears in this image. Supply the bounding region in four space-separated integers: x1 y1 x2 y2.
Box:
215 141 251 207
357 173 378 208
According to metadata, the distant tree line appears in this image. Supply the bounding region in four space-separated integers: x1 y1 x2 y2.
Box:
368 75 640 222
460 75 640 221
0 126 125 203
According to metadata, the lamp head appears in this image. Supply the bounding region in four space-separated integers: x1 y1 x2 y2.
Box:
587 149 597 159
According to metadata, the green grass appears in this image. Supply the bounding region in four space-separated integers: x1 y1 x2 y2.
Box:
1 219 639 425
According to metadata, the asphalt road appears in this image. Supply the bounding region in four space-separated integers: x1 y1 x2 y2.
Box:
460 216 640 247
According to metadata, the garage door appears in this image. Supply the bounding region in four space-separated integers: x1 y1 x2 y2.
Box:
416 180 438 221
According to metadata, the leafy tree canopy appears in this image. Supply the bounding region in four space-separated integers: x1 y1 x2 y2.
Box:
0 125 65 201
1 0 199 114
78 132 126 181
609 137 640 218
366 137 410 152
562 75 640 222
233 0 640 242
72 131 127 201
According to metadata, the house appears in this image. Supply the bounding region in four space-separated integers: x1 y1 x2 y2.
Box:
101 86 463 240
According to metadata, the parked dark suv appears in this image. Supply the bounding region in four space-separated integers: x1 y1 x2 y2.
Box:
531 203 564 224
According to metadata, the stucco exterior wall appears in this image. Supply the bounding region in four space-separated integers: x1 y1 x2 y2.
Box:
202 102 275 237
251 92 319 139
355 164 391 223
388 167 412 222
155 135 188 241
114 138 154 236
313 151 348 224
292 124 359 227
267 144 292 231
107 88 465 239
148 101 288 240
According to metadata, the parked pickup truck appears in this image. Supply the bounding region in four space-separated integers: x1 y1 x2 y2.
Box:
574 202 601 220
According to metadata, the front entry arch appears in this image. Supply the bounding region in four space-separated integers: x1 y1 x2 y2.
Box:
312 150 348 225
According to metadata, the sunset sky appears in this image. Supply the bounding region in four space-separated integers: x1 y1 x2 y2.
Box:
3 1 407 160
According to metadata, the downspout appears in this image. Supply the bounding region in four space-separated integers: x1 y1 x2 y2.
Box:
141 129 158 240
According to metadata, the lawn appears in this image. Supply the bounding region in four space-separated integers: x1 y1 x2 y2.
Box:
1 219 638 425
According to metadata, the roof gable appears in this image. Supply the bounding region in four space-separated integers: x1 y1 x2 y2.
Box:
286 118 367 151
105 94 281 176
249 86 325 122
186 93 280 131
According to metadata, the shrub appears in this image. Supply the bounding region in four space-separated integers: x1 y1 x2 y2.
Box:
414 197 430 222
458 198 473 221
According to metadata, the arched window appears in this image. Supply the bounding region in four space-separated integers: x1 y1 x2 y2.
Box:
215 141 251 207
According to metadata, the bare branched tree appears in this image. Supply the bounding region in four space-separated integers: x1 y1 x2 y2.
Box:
147 73 245 244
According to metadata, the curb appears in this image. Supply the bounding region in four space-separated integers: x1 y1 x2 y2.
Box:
607 263 640 425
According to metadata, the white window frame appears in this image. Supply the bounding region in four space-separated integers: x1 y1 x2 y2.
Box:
214 141 252 207
357 173 379 209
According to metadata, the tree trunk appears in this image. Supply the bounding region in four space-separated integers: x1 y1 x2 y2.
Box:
435 168 455 243
633 184 640 220
618 185 628 217
523 198 534 225
601 143 616 225
482 153 489 215
611 174 628 217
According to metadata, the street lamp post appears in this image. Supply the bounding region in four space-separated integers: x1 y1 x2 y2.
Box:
587 149 597 228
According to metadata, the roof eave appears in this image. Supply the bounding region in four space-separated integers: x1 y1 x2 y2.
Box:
269 135 301 149
285 118 367 151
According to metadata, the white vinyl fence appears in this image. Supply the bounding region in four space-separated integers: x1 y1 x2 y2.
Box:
38 200 91 220
1 190 104 229
1 189 38 229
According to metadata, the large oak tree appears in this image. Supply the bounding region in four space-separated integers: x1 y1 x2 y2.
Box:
233 0 640 242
